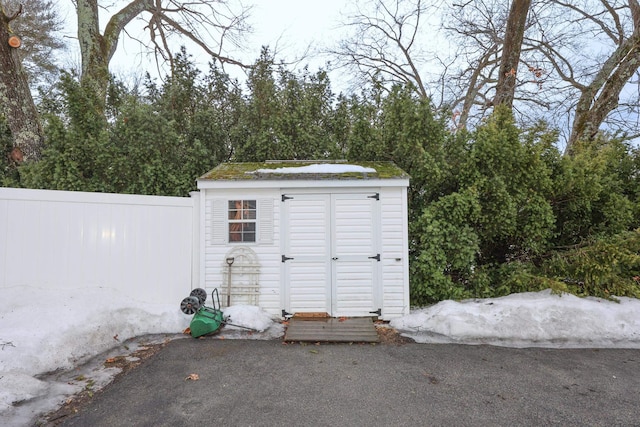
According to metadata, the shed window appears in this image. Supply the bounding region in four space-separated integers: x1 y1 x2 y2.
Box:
228 200 256 242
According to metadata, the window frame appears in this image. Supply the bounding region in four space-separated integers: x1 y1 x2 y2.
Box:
227 199 257 243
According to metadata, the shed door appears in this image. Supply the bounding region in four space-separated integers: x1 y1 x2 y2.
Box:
282 193 380 317
283 194 332 314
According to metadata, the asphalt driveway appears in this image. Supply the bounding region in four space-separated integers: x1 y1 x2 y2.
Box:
53 339 638 426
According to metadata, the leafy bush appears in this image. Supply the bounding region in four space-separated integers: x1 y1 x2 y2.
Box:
409 189 480 304
538 229 640 299
472 262 565 298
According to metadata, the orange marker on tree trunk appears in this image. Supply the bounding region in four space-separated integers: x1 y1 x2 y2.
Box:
8 36 21 48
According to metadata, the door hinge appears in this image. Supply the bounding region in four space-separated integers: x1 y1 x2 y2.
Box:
282 255 294 262
367 193 380 200
369 308 382 316
282 194 293 202
368 254 380 262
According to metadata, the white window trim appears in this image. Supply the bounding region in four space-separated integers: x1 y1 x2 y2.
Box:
210 198 273 245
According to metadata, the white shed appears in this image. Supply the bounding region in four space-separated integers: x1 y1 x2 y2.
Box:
196 161 410 320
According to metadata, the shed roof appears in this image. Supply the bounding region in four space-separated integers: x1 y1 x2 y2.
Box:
198 160 409 182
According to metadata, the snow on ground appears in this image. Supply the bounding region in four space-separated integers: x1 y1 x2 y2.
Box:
390 290 640 348
1 286 640 425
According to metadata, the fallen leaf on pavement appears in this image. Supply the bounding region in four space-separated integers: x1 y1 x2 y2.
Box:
185 373 199 381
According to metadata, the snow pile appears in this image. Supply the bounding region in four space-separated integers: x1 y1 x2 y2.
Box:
0 285 282 425
0 286 187 378
391 290 640 348
251 164 376 174
224 305 281 333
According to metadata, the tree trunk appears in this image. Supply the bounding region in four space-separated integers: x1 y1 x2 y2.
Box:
76 0 151 110
567 0 640 153
493 0 532 108
0 4 44 161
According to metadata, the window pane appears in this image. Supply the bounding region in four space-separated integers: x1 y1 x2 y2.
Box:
229 200 241 220
243 223 256 232
243 232 256 242
243 201 256 219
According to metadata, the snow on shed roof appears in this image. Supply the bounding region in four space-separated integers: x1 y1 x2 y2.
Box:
198 161 409 181
254 164 376 174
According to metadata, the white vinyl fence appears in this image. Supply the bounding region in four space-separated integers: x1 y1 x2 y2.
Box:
0 188 198 304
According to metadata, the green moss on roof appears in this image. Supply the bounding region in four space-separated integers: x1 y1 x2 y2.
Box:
199 161 410 181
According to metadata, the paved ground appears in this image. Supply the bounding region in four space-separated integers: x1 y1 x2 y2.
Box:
51 339 638 426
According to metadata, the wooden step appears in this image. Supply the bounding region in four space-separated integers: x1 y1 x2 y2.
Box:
284 317 379 343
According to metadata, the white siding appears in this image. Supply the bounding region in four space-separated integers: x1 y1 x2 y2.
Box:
380 188 410 318
201 183 409 320
0 188 195 305
2 179 410 319
202 188 281 315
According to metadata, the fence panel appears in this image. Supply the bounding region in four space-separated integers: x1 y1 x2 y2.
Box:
0 188 196 304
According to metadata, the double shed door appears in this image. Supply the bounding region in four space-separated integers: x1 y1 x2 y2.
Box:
282 192 381 317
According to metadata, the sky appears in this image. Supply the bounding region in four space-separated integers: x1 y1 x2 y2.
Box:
243 0 346 56
1 286 639 426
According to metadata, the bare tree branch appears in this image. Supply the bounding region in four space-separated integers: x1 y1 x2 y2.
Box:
329 0 440 100
76 0 252 109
